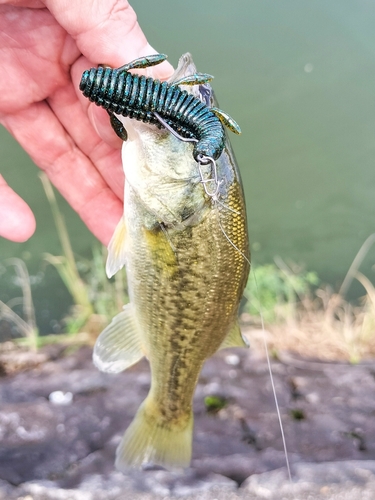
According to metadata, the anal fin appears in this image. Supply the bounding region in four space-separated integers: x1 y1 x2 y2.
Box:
93 303 144 373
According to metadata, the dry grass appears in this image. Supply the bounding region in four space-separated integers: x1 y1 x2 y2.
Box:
40 174 128 335
0 258 39 351
244 236 375 362
2 177 374 362
259 289 375 362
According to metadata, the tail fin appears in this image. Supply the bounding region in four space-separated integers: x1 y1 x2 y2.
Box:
115 395 193 470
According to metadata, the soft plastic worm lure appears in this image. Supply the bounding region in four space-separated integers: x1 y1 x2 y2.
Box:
79 54 241 162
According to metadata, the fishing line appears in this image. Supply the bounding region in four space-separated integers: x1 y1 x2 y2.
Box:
214 198 242 216
216 215 251 268
216 211 292 482
252 265 293 484
217 211 292 482
155 83 293 481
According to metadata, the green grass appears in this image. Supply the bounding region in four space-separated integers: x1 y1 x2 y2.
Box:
0 258 39 351
0 175 128 350
243 250 375 362
40 174 128 336
1 175 374 362
244 260 319 323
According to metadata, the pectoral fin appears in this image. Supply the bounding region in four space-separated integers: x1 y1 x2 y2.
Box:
93 303 144 373
219 321 249 350
143 226 178 277
106 216 127 278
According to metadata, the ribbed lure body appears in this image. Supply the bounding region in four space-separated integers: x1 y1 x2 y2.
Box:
79 54 240 161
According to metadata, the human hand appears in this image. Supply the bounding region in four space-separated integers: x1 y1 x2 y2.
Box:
0 0 173 244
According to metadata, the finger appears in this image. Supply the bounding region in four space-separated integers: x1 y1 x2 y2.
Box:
0 175 36 242
71 56 125 151
1 102 123 245
47 68 124 199
43 0 174 80
1 1 44 7
88 105 124 151
70 56 129 155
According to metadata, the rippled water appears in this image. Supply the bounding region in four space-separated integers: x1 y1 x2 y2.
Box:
1 0 375 332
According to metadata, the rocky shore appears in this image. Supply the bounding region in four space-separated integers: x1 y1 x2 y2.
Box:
0 334 375 499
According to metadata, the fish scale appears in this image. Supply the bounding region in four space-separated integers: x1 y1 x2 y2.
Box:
125 169 249 423
90 53 250 470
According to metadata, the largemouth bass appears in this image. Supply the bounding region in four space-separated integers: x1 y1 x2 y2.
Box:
92 54 250 470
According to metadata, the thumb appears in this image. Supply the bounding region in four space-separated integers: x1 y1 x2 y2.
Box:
0 175 36 242
44 0 174 79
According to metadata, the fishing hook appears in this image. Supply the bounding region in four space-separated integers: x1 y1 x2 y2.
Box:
153 112 221 198
196 155 222 198
153 112 198 143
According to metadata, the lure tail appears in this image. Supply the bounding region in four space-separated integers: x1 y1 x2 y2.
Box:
115 394 193 470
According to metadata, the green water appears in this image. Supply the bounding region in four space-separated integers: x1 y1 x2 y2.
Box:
1 0 375 332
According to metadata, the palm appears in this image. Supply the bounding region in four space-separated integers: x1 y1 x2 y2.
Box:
0 7 71 111
0 1 173 244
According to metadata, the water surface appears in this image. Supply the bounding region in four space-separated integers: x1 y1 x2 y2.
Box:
1 0 375 331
